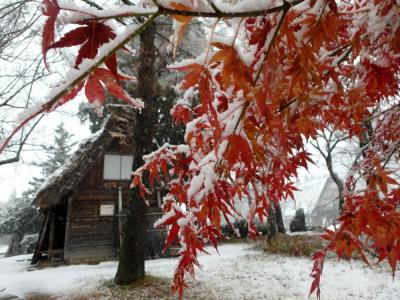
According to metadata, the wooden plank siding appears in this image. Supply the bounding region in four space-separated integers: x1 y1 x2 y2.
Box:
66 154 165 262
66 157 121 261
68 195 120 261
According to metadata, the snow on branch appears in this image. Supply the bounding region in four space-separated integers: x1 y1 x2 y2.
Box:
0 12 159 154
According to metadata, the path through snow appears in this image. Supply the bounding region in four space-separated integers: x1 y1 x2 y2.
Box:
0 243 399 299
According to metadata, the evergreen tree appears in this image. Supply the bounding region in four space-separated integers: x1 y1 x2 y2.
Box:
33 121 75 176
0 192 42 256
78 101 106 133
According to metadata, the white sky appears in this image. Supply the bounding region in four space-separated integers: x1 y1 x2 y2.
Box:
0 1 93 202
0 99 91 202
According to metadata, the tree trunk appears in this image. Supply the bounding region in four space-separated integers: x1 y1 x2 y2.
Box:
266 202 285 241
325 152 345 213
114 23 157 285
114 189 146 284
266 207 277 242
274 202 285 234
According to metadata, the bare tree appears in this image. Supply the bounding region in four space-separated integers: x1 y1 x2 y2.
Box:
310 128 349 212
311 98 400 214
0 0 56 165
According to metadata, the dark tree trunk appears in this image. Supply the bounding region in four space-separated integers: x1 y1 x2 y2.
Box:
114 23 157 285
114 189 146 284
266 207 277 242
266 202 286 241
274 202 285 234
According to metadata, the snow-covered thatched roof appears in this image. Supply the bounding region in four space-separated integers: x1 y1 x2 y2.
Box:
33 105 136 208
310 176 339 217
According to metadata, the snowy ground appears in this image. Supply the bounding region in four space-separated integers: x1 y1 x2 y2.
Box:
0 243 399 299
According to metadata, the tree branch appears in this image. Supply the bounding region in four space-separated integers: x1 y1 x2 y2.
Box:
87 0 305 21
80 0 103 10
0 114 44 165
206 0 222 14
254 7 289 83
80 0 196 58
382 140 400 169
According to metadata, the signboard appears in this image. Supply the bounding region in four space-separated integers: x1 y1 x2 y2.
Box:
100 204 115 216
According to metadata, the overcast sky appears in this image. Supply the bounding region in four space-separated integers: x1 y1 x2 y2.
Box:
0 99 91 202
0 0 94 202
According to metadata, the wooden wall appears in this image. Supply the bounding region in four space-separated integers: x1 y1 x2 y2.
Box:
65 149 165 262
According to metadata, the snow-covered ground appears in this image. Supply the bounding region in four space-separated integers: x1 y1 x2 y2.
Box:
0 243 399 299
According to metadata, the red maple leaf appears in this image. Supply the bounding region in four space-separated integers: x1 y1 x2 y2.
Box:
42 0 60 68
45 21 116 68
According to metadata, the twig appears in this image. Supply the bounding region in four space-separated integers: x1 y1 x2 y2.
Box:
232 8 291 136
382 141 400 169
80 0 102 10
206 0 221 14
254 8 289 83
0 114 44 165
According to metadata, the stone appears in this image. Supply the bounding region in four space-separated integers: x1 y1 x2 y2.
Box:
289 208 306 232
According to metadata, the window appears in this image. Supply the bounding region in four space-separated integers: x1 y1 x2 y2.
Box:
100 204 115 216
103 154 134 180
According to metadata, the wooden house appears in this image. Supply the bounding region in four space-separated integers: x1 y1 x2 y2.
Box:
32 105 166 263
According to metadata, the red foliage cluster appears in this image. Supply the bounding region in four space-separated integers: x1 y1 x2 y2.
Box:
44 0 141 114
133 1 400 297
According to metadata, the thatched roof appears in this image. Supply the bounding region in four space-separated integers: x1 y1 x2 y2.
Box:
33 105 136 208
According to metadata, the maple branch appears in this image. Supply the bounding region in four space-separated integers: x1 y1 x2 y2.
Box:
336 45 353 66
254 7 289 83
364 102 400 123
0 114 44 165
277 98 297 113
87 0 305 21
206 0 222 14
315 0 329 26
80 0 102 10
230 7 290 139
157 0 304 18
80 0 196 59
231 4 293 140
327 43 351 58
226 4 293 173
382 140 400 169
